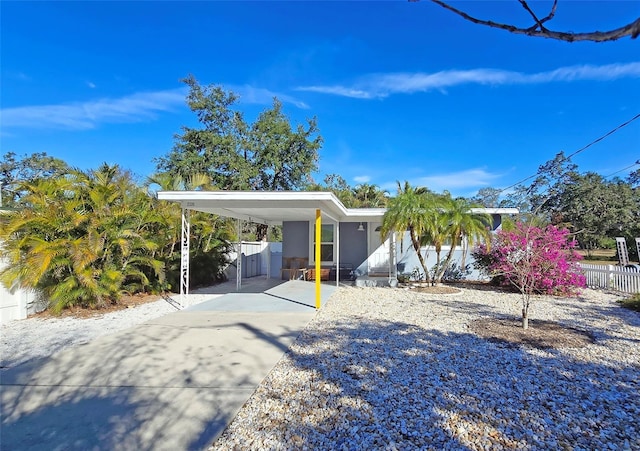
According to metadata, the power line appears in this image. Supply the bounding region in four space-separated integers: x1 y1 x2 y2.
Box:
565 113 640 160
500 112 640 193
603 159 640 179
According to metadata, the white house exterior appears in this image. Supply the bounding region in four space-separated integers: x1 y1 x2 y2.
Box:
158 190 518 304
0 256 37 324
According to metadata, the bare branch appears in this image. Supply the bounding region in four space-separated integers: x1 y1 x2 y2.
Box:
427 0 640 42
518 0 552 33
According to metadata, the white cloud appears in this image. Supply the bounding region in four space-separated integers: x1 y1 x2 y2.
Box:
414 168 501 190
0 88 188 130
353 175 371 184
230 84 310 109
298 85 376 99
379 168 502 196
86 81 97 88
297 62 640 99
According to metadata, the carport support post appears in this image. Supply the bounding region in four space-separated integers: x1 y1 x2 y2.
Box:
335 220 340 287
237 219 242 291
180 207 190 309
315 209 321 309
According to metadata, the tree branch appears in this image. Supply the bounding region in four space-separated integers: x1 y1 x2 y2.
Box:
518 0 554 33
427 0 640 42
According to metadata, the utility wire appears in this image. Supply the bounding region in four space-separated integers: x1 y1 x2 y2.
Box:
603 159 640 179
500 112 640 193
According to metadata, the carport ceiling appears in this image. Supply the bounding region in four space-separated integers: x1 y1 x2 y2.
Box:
157 190 386 225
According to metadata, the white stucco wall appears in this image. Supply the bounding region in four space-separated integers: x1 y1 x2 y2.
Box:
0 257 36 324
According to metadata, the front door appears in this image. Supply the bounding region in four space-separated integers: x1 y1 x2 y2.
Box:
368 222 390 276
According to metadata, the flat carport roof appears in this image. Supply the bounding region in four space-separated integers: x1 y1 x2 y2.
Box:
157 190 518 223
157 190 388 224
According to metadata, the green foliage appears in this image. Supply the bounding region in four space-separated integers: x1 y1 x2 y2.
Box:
306 174 389 208
490 153 639 259
554 173 638 254
0 151 69 208
351 183 389 208
0 165 165 312
0 163 235 313
155 75 322 192
471 187 502 208
155 75 322 241
618 293 640 312
382 181 438 283
381 182 491 284
249 99 321 190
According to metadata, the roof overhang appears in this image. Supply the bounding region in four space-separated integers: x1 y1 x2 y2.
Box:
158 190 385 224
157 190 517 224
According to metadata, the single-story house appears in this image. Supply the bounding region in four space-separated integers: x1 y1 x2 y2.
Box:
158 191 518 307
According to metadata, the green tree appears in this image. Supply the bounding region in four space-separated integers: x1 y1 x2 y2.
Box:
554 173 633 250
382 184 493 285
527 151 579 218
381 181 438 283
0 151 69 208
0 164 165 312
351 183 389 208
628 167 640 187
471 187 502 208
249 98 322 191
156 75 322 240
146 171 235 288
155 75 254 189
435 196 492 281
305 173 356 207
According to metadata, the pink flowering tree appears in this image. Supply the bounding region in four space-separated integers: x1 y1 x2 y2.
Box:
472 223 586 329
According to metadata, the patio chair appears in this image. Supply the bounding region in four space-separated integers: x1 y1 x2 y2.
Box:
306 268 330 281
281 257 308 280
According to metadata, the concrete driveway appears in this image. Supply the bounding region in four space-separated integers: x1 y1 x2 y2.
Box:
0 279 336 450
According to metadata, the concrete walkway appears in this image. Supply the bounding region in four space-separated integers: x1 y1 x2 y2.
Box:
0 279 337 451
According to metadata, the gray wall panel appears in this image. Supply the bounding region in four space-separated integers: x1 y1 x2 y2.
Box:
282 221 309 260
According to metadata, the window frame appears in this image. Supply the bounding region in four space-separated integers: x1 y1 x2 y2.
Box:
309 222 336 265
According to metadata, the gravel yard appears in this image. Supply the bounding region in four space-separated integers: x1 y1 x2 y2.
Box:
210 286 639 450
2 285 638 450
0 292 216 370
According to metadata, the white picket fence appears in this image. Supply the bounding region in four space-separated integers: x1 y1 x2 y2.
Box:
580 263 640 294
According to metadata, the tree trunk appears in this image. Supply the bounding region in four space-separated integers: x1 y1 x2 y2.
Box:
433 247 442 286
434 244 457 285
255 223 269 241
522 308 529 330
410 229 430 283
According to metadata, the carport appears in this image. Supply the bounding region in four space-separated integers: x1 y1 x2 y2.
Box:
157 190 386 309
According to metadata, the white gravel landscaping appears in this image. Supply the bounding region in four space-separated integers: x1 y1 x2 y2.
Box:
210 286 639 450
2 284 638 450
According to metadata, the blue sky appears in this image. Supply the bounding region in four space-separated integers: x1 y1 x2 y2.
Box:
1 1 639 198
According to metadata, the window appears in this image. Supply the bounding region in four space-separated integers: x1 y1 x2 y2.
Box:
310 223 335 263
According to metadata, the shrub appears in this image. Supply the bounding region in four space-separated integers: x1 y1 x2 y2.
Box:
473 223 585 296
472 223 586 328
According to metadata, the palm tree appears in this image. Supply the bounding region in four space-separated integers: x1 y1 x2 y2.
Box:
381 181 438 283
147 171 235 288
431 196 492 284
351 183 389 208
420 194 452 283
0 165 166 312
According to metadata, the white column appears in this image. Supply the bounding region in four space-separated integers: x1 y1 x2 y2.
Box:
180 208 191 308
236 219 242 291
335 221 340 286
266 241 271 280
390 231 397 283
